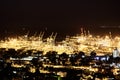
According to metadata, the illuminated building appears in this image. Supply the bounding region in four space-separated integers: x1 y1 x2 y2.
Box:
113 47 120 58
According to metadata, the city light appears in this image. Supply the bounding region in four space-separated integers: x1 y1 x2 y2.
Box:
0 29 120 55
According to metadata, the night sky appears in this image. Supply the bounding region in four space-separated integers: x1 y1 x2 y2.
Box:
1 1 120 38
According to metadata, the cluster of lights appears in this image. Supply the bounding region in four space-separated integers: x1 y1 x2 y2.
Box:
0 29 120 55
